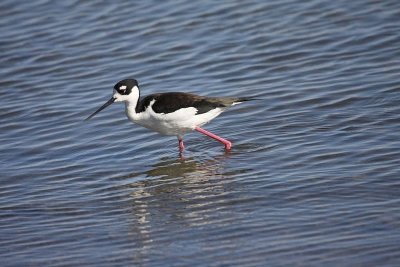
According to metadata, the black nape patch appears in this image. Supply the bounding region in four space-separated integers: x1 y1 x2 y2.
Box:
114 79 138 95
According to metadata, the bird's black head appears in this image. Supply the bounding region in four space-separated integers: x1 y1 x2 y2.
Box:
114 79 139 95
84 78 140 121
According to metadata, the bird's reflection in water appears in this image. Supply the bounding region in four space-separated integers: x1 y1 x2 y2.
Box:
124 152 250 260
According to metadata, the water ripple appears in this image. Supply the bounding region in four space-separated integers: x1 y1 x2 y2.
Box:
1 0 400 266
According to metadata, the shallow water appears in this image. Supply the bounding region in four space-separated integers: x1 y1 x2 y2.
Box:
1 0 400 266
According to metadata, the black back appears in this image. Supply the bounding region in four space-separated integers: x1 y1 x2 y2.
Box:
136 92 226 114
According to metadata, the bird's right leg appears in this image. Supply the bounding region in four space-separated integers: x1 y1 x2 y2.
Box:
195 126 232 150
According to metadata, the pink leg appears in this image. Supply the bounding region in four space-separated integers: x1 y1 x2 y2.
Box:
178 138 185 152
195 126 232 150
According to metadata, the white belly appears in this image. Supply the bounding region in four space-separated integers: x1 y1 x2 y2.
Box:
126 104 224 136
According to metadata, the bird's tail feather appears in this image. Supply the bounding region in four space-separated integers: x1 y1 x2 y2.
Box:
231 97 260 106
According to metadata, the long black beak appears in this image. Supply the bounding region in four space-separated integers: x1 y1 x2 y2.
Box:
85 97 116 120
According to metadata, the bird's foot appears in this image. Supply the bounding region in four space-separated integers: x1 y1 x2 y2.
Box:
224 141 232 150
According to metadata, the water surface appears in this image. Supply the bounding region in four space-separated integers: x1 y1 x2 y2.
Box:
1 0 400 266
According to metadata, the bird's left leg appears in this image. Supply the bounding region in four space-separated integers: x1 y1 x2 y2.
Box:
195 126 232 150
178 137 185 152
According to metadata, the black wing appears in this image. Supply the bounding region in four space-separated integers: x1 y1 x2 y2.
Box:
136 92 228 115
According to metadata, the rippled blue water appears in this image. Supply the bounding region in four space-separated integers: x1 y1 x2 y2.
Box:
1 0 400 266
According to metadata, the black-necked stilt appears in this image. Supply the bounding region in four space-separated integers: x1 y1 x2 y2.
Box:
85 79 255 152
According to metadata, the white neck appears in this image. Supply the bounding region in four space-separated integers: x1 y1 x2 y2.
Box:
125 99 138 113
124 86 140 120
